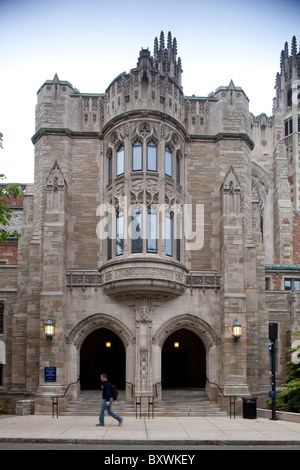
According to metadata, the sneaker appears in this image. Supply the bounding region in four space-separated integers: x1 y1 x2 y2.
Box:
119 419 123 426
96 423 104 426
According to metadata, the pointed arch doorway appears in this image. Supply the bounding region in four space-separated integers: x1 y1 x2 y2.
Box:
80 328 126 390
162 328 206 388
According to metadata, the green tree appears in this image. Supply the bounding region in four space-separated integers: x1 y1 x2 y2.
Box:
0 132 21 242
268 331 300 413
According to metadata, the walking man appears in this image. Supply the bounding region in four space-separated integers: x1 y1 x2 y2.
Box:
96 373 123 426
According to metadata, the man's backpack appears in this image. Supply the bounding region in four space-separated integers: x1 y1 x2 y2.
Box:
112 384 119 401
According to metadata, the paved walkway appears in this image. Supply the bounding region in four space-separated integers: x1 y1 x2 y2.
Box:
1 414 300 445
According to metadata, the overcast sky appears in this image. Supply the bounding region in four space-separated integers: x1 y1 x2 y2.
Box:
1 0 300 183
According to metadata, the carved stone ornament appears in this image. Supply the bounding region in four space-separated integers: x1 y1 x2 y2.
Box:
135 298 152 324
46 161 67 191
66 313 134 348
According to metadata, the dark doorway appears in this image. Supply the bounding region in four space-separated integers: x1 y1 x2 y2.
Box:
80 328 125 390
162 328 206 388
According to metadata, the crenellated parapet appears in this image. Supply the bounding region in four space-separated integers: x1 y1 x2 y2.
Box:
102 33 185 130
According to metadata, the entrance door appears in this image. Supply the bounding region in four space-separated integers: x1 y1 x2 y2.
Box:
162 328 206 388
80 328 125 390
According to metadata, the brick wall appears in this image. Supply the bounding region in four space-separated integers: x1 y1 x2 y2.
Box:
0 242 18 264
293 213 300 264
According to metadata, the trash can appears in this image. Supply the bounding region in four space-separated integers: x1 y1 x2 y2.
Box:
242 397 257 419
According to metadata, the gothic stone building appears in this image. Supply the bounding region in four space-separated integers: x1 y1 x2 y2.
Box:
1 32 300 414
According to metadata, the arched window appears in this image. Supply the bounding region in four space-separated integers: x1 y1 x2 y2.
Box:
108 152 112 182
116 145 125 176
165 146 172 177
165 211 173 257
147 206 157 253
132 140 143 171
147 141 157 172
176 153 180 183
116 211 124 255
131 206 142 253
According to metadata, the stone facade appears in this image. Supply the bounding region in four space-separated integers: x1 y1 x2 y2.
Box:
1 32 300 414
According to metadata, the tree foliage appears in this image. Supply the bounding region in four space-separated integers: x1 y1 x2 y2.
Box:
0 132 22 242
268 331 300 413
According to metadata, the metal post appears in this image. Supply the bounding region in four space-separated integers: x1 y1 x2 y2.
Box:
51 396 58 418
269 322 278 421
135 396 141 419
270 340 277 420
229 396 236 419
148 394 154 419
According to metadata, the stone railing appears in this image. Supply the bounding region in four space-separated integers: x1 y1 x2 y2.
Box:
66 269 221 291
66 271 102 289
186 272 221 289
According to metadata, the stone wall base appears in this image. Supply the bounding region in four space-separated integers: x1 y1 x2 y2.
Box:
16 400 34 415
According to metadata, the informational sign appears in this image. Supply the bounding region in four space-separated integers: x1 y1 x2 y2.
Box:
44 367 56 382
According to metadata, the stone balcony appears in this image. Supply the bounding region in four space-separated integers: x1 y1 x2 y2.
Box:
99 258 187 300
66 267 221 300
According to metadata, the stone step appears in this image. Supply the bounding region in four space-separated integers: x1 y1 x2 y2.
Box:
62 388 227 417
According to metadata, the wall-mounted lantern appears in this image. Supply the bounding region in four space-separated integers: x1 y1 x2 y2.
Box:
174 341 180 349
232 320 242 342
45 320 55 342
106 341 111 348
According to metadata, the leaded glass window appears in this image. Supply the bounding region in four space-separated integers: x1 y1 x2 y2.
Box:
117 145 124 176
165 146 172 177
147 141 157 171
132 141 143 171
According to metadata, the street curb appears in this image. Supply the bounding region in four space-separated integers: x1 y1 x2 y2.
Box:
1 438 300 446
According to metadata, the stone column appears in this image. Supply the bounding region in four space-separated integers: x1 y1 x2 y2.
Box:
134 298 153 398
35 162 68 412
220 167 250 397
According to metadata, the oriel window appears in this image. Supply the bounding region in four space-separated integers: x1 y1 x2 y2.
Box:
165 146 172 177
132 207 142 253
165 212 173 257
132 141 143 171
108 153 112 182
116 211 124 255
147 141 157 171
147 206 157 253
117 145 125 176
176 153 180 184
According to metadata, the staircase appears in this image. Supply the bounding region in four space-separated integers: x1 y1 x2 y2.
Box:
62 390 135 416
153 389 227 417
62 388 227 417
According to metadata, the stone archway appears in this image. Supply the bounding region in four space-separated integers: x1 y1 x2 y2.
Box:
67 313 134 349
153 314 220 392
80 327 126 390
66 313 135 391
162 328 206 387
154 314 220 350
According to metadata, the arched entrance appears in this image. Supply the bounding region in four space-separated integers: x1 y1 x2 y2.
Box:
162 328 206 388
80 328 126 390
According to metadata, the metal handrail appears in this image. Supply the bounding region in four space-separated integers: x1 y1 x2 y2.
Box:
125 381 135 397
205 375 225 397
50 376 80 418
206 375 237 419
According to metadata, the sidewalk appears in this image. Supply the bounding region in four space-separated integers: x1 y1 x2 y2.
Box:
1 414 300 445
